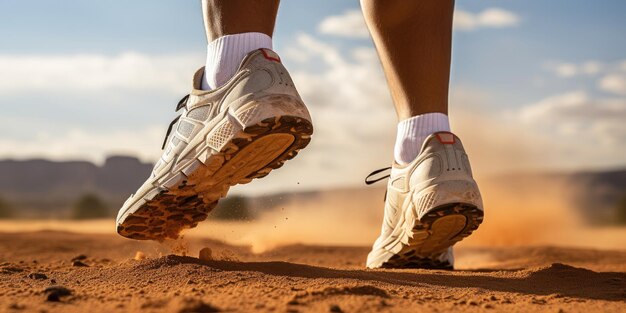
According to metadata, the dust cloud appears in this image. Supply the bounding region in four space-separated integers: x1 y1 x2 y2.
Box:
1 176 623 253
188 176 626 252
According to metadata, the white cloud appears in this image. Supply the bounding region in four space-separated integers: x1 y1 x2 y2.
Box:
454 8 520 31
599 73 626 95
318 9 369 39
544 60 605 78
0 52 202 95
581 61 603 75
521 91 589 120
478 8 521 27
520 90 626 149
554 63 579 78
317 7 520 37
521 91 626 122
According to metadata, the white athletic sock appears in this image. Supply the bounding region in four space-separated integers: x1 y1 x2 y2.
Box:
394 113 451 165
201 32 273 90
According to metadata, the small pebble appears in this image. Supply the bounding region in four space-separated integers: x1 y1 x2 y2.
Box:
8 303 25 310
71 254 87 261
72 260 89 267
1 266 24 273
28 273 48 280
134 251 146 261
199 248 212 261
43 285 72 302
175 298 220 313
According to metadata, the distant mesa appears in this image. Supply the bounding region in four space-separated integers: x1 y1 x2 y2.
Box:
0 155 152 196
0 155 152 218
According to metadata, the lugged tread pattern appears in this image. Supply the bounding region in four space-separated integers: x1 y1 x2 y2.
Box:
381 203 483 269
117 114 313 241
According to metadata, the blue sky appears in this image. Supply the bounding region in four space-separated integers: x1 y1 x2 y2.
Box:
0 0 625 193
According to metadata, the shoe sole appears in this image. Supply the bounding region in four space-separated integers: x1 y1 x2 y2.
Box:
380 203 483 269
117 106 313 240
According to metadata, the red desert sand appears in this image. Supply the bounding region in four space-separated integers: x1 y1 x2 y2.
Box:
0 231 625 313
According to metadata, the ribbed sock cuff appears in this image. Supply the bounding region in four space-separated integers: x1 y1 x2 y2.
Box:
394 113 451 165
202 32 273 90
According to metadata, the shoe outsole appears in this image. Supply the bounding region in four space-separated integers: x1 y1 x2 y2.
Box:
116 114 313 241
380 203 483 269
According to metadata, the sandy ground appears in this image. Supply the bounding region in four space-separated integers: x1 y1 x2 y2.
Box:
0 230 625 313
1 179 625 312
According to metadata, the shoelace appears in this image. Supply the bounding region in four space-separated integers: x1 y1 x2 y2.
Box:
364 166 391 185
161 94 190 150
365 166 392 201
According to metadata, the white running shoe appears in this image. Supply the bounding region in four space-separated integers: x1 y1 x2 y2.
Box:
366 132 483 269
116 49 313 240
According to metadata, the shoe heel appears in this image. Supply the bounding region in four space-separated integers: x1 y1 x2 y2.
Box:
232 94 312 129
413 179 483 219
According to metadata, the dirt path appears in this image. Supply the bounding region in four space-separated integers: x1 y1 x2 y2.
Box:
0 231 624 312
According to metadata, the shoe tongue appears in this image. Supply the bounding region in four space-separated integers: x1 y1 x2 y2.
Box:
192 67 205 91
